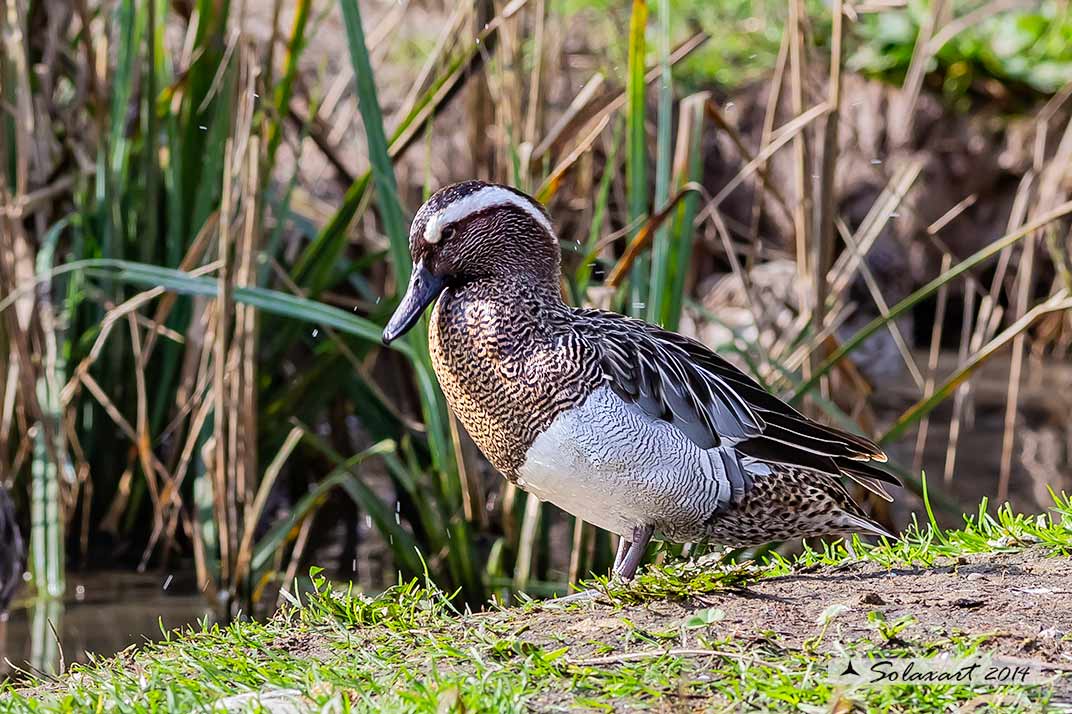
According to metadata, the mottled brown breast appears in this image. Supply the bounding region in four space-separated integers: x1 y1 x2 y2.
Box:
429 278 599 479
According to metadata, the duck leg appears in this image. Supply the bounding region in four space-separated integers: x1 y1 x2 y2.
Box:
612 536 630 573
544 525 654 606
544 527 648 607
546 534 632 606
613 524 653 580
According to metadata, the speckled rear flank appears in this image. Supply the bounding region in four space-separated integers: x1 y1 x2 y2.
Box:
703 466 891 546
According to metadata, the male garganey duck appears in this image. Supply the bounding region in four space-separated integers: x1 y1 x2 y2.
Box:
383 181 897 581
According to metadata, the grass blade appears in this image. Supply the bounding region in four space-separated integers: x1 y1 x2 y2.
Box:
647 0 673 325
249 439 417 574
663 94 707 330
337 0 409 288
625 0 649 315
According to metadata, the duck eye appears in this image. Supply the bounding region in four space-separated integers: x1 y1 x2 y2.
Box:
441 225 456 241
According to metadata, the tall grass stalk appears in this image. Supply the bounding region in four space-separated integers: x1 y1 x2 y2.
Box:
31 227 70 599
647 0 674 326
625 0 649 316
661 94 707 331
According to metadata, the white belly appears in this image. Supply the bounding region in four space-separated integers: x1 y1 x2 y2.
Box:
516 386 765 539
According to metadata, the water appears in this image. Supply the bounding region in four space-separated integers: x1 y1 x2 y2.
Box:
1 571 211 680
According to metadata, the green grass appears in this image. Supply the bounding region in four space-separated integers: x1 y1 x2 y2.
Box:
4 495 1069 713
774 493 1072 572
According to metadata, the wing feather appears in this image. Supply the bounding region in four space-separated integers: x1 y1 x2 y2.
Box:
572 307 897 494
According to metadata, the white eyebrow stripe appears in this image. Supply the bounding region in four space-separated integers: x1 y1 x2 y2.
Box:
424 186 554 244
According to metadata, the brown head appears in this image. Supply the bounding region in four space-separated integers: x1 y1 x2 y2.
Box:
382 181 560 343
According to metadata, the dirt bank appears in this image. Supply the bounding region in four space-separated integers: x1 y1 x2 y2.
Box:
255 547 1072 711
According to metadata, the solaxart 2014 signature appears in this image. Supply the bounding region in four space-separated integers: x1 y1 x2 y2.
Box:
826 656 1051 687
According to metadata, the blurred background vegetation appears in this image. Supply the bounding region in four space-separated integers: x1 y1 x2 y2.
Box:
0 0 1070 676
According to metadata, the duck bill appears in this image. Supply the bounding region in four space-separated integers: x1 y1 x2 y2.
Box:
382 262 446 344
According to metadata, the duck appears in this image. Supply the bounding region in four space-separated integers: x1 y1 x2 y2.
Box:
383 181 897 581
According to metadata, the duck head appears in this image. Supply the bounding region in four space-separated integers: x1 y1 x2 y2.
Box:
382 181 559 344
